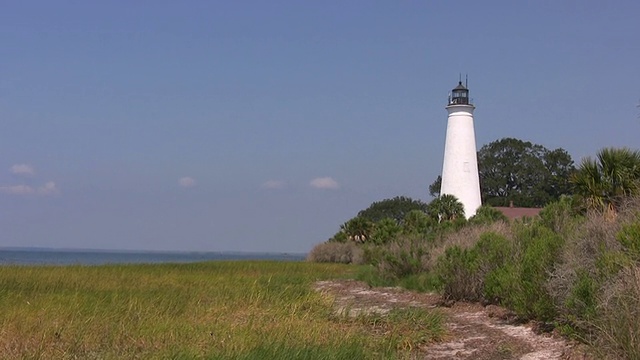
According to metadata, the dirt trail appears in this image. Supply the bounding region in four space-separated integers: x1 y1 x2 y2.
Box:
315 280 589 359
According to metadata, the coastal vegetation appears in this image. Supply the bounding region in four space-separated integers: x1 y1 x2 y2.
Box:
311 143 640 359
0 261 443 359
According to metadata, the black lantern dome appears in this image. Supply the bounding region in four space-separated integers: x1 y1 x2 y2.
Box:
449 81 470 105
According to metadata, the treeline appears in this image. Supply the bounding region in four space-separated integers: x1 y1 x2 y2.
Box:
309 143 640 359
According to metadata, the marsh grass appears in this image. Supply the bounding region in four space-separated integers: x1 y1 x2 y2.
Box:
0 261 442 359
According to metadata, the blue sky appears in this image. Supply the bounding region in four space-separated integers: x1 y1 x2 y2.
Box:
1 1 638 253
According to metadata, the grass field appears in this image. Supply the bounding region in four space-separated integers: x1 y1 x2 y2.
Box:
0 261 443 359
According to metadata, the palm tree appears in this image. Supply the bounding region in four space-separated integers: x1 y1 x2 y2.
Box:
340 217 374 243
428 194 465 222
571 147 640 213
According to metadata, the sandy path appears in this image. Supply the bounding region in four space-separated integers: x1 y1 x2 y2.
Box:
315 280 588 359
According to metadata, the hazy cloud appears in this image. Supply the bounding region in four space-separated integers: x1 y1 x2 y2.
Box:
179 177 196 188
10 164 35 176
309 177 340 190
38 181 59 195
261 180 286 189
0 184 35 195
0 181 59 196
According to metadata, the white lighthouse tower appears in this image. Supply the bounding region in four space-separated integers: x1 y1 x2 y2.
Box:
439 80 482 218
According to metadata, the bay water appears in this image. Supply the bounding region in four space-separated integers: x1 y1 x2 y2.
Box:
0 248 306 266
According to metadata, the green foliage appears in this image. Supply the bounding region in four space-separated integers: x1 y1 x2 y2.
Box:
428 194 465 222
428 175 441 197
477 137 575 207
435 246 481 301
468 205 508 225
513 224 563 320
571 147 640 212
564 271 598 322
616 222 640 260
329 230 348 243
357 196 428 223
340 216 374 242
434 222 562 320
369 218 402 245
435 232 512 302
378 236 428 279
538 195 582 235
591 266 640 360
485 223 564 321
402 210 433 236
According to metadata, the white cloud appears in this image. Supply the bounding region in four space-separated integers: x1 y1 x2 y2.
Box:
10 164 35 176
179 177 196 188
0 184 35 195
38 181 59 195
309 177 340 190
261 180 286 189
0 181 59 196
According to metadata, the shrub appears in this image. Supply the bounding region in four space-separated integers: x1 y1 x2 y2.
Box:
328 231 348 243
426 221 512 271
435 232 512 303
307 242 364 264
538 195 582 236
593 265 640 359
402 210 434 237
374 235 430 279
616 222 640 260
434 245 481 301
548 209 626 333
504 223 563 321
548 197 640 344
468 205 508 225
369 218 402 245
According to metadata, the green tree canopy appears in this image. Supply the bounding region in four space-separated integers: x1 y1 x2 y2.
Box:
478 138 575 207
429 176 442 197
357 196 429 223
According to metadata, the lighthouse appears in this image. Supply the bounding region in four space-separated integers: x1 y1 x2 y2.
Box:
439 80 482 218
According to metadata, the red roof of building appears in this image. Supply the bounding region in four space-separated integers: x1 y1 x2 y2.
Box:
494 206 542 220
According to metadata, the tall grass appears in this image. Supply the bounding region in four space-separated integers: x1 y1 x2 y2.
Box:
0 261 442 359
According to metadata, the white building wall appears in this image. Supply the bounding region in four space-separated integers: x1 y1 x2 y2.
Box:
440 104 482 218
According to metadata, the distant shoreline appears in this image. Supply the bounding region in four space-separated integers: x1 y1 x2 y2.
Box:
0 248 307 266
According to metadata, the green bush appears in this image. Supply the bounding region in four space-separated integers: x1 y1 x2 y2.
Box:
435 245 480 301
563 270 598 330
435 232 512 303
402 210 434 237
375 235 429 279
538 195 582 236
510 224 563 320
468 205 508 225
369 218 402 245
617 222 640 260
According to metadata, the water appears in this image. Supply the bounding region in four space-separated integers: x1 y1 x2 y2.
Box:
0 248 306 266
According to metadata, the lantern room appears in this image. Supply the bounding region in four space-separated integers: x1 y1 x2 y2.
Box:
449 81 470 105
